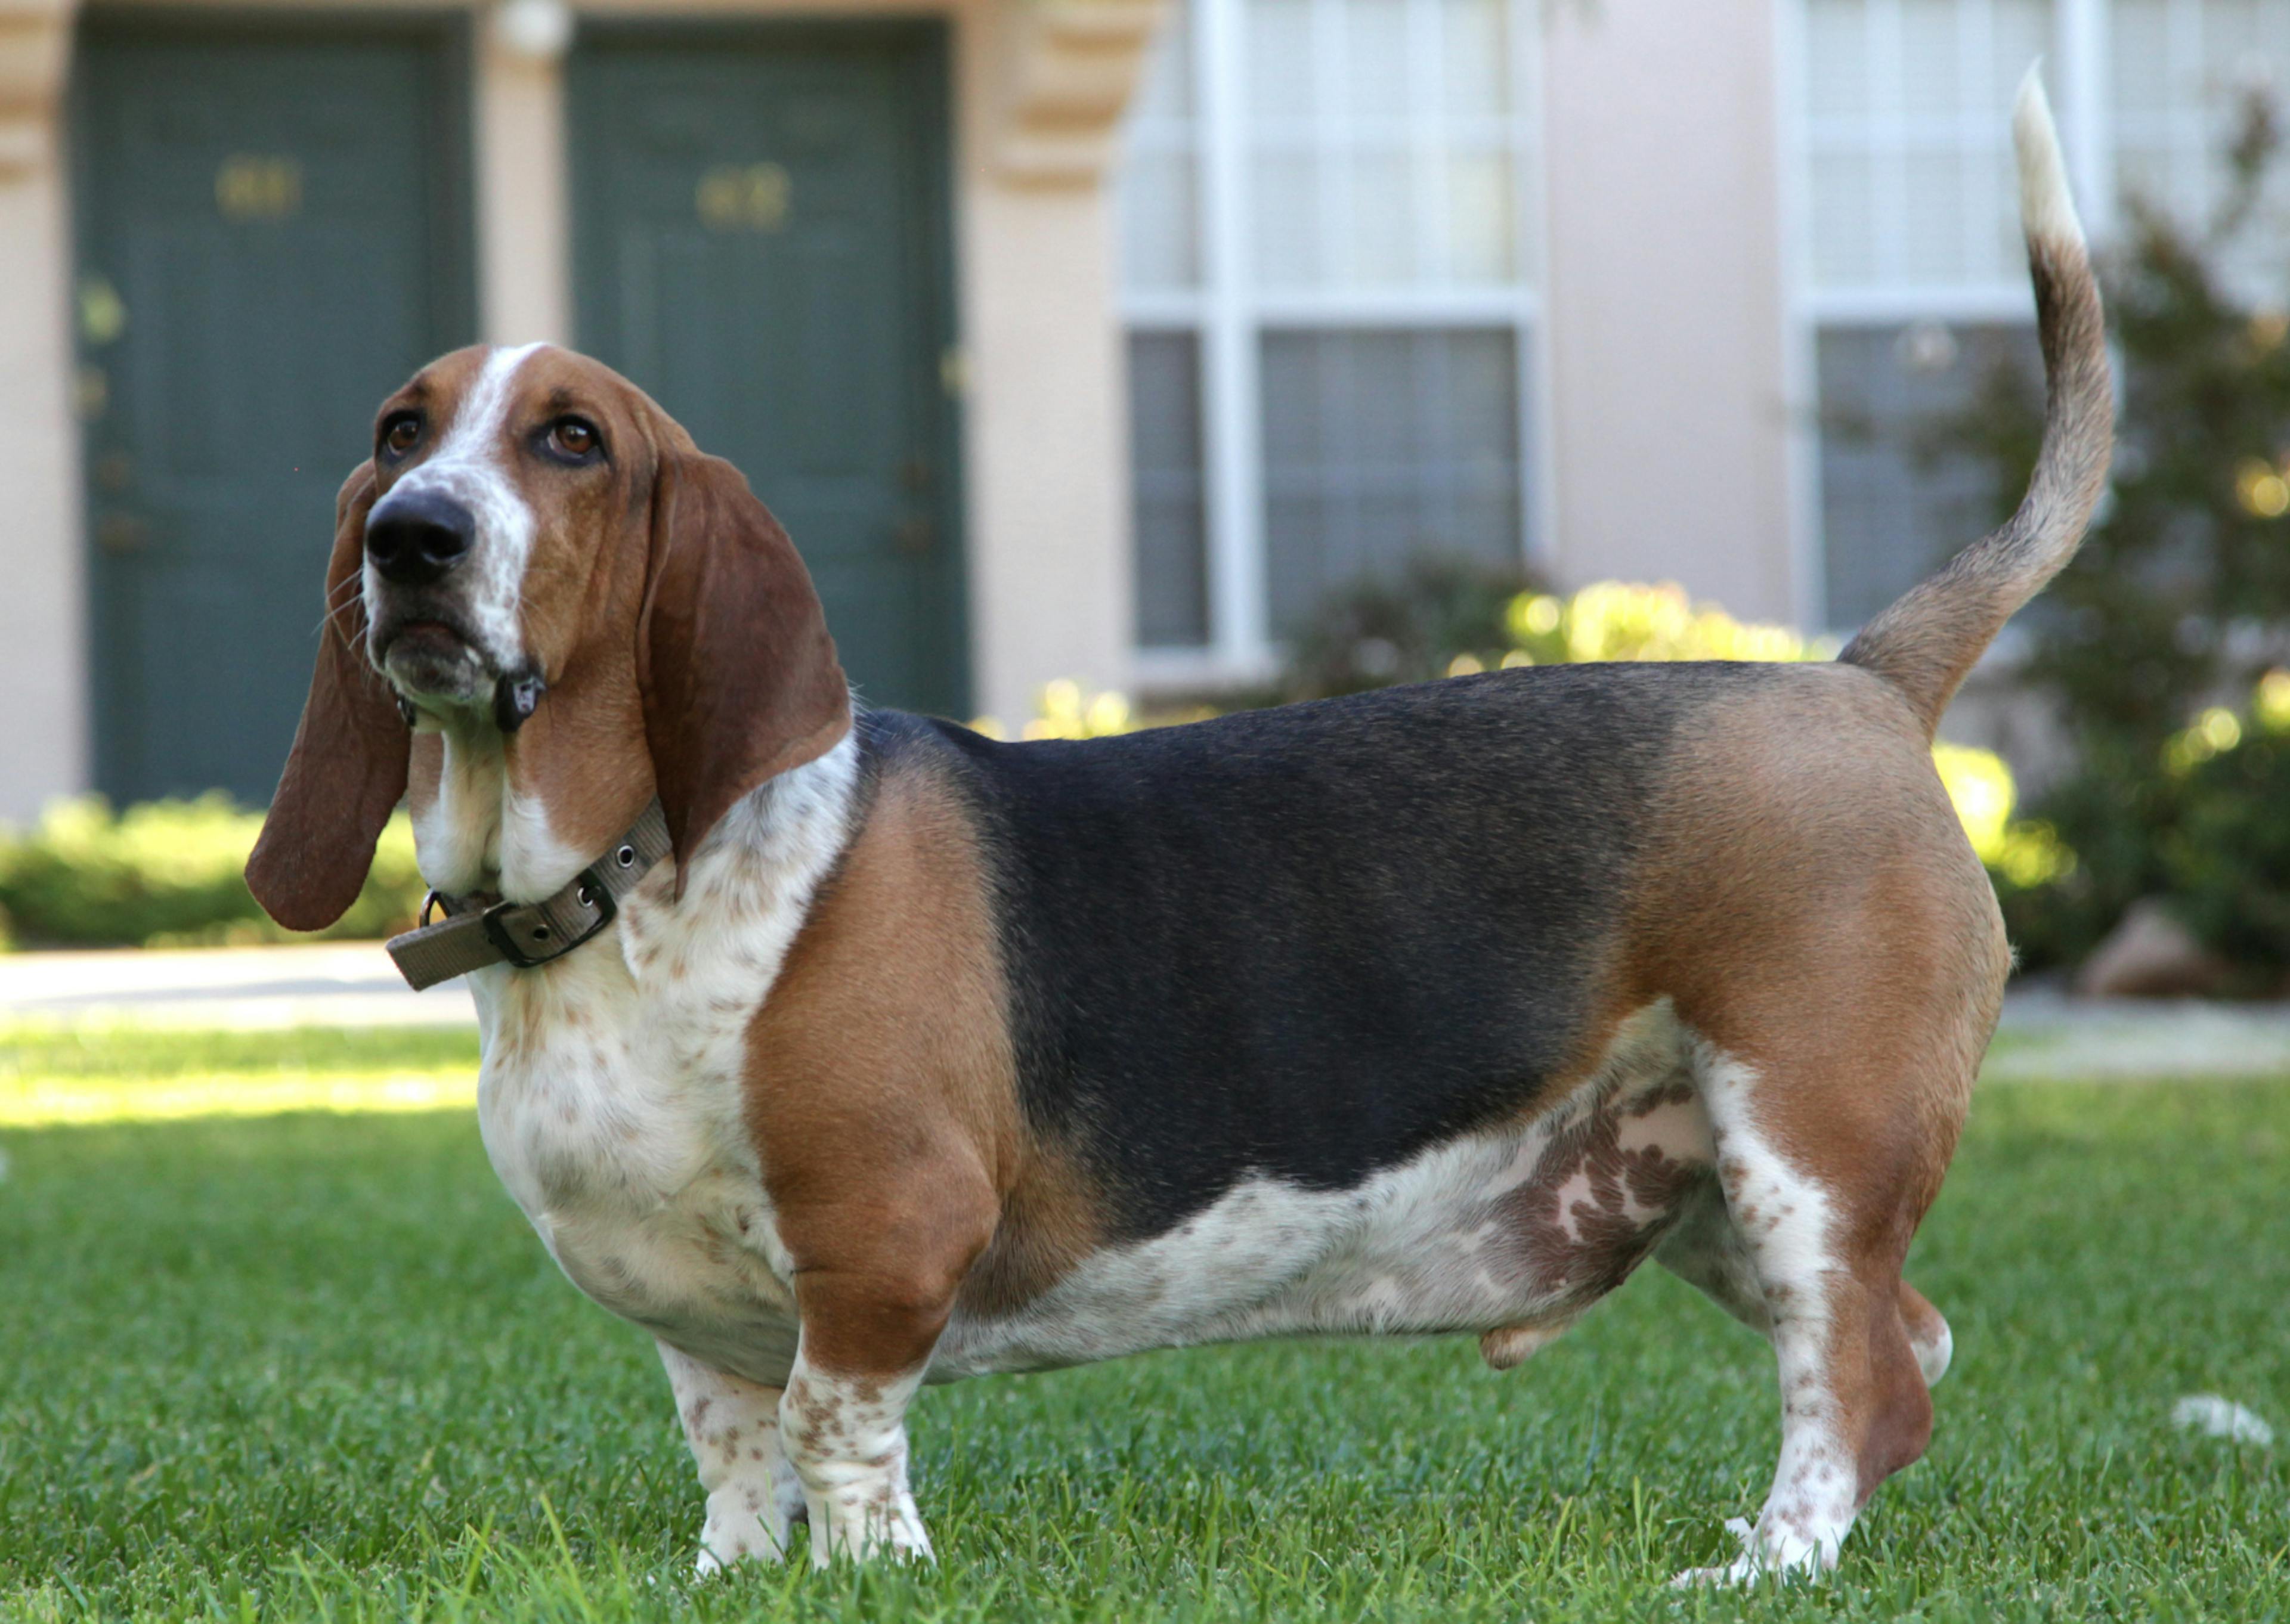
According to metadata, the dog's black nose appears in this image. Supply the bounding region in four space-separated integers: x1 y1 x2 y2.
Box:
366 489 475 586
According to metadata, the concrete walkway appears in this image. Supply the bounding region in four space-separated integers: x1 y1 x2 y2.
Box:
4 945 2290 1076
0 944 472 1029
1982 987 2290 1080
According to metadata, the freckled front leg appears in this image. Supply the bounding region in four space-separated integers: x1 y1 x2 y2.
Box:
656 1340 805 1573
778 1270 945 1566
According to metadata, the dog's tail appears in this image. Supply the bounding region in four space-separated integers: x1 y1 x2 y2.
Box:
1837 68 2112 740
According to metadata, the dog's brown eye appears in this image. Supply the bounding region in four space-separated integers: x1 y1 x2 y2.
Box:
550 418 599 458
383 415 421 455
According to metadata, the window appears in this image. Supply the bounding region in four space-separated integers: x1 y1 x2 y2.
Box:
1260 328 1520 634
1129 332 1212 646
1796 0 2290 628
1117 0 1540 674
1797 0 2057 628
1815 321 2041 625
2110 0 2290 300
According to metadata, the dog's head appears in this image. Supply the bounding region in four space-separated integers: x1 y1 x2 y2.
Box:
246 343 850 931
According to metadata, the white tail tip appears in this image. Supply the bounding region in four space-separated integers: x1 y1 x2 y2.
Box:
2014 64 2085 247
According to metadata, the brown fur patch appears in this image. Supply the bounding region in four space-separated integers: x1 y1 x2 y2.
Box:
243 461 409 932
1624 665 1999 1231
1479 1322 1567 1371
364 346 667 859
957 1143 1104 1321
1853 1291 1936 1504
499 352 664 859
388 346 492 443
744 754 1100 1372
1614 664 1998 1504
1491 1080 1709 1303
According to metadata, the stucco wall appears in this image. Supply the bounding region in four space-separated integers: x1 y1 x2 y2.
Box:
1539 0 1797 625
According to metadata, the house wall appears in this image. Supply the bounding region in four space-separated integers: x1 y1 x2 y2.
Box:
1540 0 1798 625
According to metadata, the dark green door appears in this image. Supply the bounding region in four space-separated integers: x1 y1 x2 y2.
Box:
572 23 966 718
73 18 472 804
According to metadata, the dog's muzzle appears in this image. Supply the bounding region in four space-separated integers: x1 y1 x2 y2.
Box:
364 488 530 718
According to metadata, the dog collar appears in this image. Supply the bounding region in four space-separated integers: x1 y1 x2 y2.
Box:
385 801 673 991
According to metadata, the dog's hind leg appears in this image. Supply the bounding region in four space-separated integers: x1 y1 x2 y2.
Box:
1895 1279 1954 1388
1657 1191 1953 1392
1666 1030 1967 1587
1652 1176 1769 1336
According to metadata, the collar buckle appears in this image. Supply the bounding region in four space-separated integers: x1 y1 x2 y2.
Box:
386 799 669 990
478 870 619 969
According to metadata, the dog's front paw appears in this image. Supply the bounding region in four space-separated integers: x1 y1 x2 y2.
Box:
694 1487 806 1575
807 1486 933 1568
1670 1515 1837 1588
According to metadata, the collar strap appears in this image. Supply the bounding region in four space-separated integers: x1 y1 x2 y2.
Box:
385 801 673 990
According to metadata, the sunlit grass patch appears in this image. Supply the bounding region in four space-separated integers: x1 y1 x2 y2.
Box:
0 1023 479 1127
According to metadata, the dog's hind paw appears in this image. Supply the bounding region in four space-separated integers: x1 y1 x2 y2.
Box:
1669 1517 1837 1588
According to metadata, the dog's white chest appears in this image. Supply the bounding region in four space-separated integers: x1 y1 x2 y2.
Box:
460 747 861 1389
473 949 804 1384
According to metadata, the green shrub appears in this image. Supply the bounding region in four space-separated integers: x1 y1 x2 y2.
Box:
2159 675 2290 980
1985 760 2167 972
1498 579 1836 666
1988 672 2290 981
1279 554 1548 699
0 795 425 949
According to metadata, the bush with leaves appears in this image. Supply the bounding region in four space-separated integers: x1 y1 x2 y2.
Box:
0 795 425 949
1277 554 1550 699
1500 580 1836 667
2159 672 2290 985
1929 88 2290 972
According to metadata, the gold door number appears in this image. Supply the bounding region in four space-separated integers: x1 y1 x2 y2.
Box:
697 163 791 232
216 155 303 221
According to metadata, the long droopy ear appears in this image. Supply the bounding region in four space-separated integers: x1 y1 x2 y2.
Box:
245 463 412 931
639 448 851 882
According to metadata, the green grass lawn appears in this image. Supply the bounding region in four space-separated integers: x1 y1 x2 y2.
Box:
1 1027 2285 1622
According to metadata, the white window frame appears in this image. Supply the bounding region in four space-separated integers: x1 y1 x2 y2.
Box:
1125 0 1548 688
1778 0 2115 630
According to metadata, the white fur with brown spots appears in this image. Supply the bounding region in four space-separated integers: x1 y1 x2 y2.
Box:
657 1340 804 1571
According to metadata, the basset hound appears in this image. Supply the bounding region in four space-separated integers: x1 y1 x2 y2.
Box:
247 77 2110 1584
